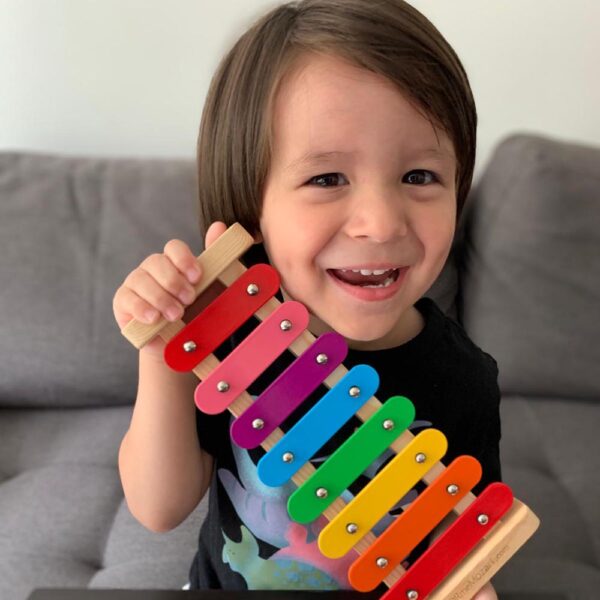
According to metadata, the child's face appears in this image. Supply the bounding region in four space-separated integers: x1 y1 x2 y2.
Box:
259 53 457 349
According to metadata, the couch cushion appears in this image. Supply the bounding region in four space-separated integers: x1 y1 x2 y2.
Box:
0 406 207 599
460 134 600 399
499 395 600 572
0 152 200 408
89 500 206 589
494 557 600 599
0 406 127 599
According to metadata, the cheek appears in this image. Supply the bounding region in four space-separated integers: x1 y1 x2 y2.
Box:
416 208 456 262
262 202 335 261
432 225 455 264
259 214 302 281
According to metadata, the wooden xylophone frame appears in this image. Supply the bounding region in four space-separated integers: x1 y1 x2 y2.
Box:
122 223 539 600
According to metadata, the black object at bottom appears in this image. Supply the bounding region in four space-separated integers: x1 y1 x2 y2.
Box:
28 592 380 600
28 589 568 600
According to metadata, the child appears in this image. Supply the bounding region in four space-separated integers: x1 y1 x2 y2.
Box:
113 1 501 597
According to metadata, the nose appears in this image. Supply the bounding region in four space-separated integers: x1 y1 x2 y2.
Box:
345 186 408 243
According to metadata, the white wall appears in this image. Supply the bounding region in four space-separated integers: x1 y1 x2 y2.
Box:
1 0 598 178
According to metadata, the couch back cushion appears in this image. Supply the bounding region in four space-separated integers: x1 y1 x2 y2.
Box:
461 134 600 399
0 152 200 407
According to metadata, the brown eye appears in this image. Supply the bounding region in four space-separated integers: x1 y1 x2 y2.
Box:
404 170 437 185
308 173 349 187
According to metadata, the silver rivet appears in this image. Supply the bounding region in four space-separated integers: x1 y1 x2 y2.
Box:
280 319 292 331
382 419 395 430
251 418 264 430
315 487 328 498
415 452 426 464
349 386 361 397
316 353 328 365
183 341 197 353
407 591 419 600
216 381 230 393
346 523 358 534
376 557 388 568
246 283 259 296
478 514 489 525
282 452 294 463
447 484 459 495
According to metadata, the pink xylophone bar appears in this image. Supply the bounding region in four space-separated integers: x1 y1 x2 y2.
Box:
121 223 539 600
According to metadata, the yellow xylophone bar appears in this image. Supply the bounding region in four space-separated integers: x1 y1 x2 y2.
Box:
122 223 539 599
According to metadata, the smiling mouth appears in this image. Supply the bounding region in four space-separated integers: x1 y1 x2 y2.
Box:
328 267 400 288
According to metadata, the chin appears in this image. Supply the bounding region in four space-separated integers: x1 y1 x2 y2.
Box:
305 299 401 346
324 317 394 345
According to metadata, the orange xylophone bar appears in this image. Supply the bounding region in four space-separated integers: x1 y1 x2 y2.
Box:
121 223 539 599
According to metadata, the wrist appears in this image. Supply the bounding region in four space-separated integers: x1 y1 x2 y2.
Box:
140 345 166 362
138 346 198 395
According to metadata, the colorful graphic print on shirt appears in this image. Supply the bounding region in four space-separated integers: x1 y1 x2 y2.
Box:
217 416 430 590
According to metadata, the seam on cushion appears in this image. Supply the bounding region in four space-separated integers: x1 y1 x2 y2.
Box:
1 461 122 476
97 481 127 571
511 397 554 478
65 160 84 227
0 473 19 486
87 557 191 586
64 159 97 352
2 551 99 591
459 137 536 320
1 548 101 571
88 160 107 350
476 136 539 246
0 464 124 574
520 399 599 567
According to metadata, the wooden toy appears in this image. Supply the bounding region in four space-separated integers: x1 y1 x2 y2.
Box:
121 223 539 599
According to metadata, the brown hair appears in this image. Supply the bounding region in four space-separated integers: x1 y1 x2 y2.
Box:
197 0 477 238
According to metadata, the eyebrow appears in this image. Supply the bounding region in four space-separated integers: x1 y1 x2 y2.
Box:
285 147 454 172
415 148 455 160
284 151 354 172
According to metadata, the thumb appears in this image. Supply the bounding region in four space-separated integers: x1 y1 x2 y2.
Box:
205 221 227 248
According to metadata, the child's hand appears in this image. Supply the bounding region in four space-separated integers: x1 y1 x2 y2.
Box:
472 582 498 600
112 222 227 356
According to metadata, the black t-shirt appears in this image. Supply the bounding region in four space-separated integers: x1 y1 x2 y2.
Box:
189 297 501 591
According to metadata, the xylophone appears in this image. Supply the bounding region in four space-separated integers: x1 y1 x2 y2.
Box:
121 223 539 600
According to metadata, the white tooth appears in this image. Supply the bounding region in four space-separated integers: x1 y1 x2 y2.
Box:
364 276 395 289
372 269 387 275
359 269 373 276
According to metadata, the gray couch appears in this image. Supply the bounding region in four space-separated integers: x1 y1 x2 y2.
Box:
1 133 598 600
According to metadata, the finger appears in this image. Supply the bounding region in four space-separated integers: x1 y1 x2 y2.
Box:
139 253 197 307
113 286 161 328
125 268 186 322
205 221 227 248
163 239 202 285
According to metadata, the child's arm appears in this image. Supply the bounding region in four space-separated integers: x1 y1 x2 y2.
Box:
118 349 212 532
114 223 227 532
